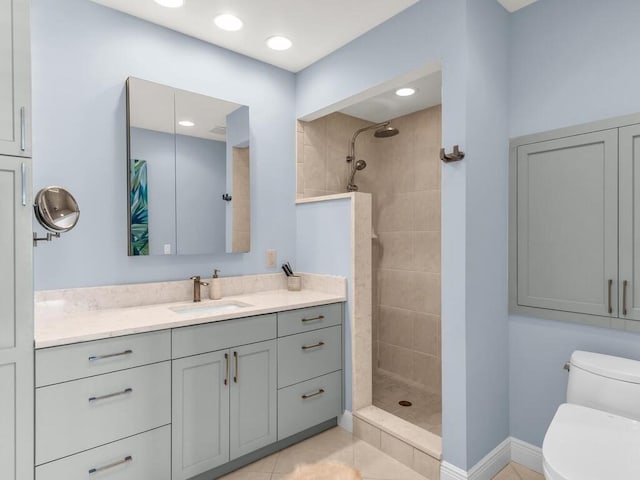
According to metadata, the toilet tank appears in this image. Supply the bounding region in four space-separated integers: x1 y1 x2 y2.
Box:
567 351 640 421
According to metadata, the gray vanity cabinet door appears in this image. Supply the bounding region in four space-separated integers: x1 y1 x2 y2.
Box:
172 350 230 480
0 157 32 480
516 130 618 316
229 340 277 460
619 124 640 321
0 0 30 157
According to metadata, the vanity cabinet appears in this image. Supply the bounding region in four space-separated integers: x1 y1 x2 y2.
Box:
0 157 32 480
0 0 31 157
34 302 344 480
511 115 640 328
171 315 277 480
35 331 172 479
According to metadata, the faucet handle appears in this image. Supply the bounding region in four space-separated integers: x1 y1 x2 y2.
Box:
201 281 209 286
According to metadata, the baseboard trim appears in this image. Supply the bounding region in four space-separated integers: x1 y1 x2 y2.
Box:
339 410 353 432
441 461 469 480
510 437 543 474
440 437 542 480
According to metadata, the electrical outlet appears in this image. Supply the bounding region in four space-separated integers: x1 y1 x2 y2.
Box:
265 249 277 268
164 244 171 255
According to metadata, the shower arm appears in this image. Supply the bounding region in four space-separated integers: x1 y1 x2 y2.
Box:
347 121 391 162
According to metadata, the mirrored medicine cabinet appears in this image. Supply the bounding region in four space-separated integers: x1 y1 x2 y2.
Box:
126 77 250 256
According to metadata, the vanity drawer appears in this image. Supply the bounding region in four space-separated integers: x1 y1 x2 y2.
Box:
36 330 171 387
36 361 171 465
277 304 342 337
36 425 170 480
278 326 342 388
172 313 276 358
278 370 342 440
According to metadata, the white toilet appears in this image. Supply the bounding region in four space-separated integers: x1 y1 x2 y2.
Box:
542 351 640 479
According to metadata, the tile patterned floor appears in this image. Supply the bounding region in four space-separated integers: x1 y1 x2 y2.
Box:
373 371 442 436
218 426 544 480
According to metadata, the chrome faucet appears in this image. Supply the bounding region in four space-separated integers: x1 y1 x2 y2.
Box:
190 276 209 302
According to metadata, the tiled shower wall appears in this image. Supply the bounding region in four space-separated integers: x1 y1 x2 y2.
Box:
297 107 441 393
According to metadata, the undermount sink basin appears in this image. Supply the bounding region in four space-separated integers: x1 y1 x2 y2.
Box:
170 301 252 316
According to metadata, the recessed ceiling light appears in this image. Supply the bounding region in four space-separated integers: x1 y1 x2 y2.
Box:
395 88 416 97
178 120 195 127
154 0 184 8
266 36 292 51
214 14 243 32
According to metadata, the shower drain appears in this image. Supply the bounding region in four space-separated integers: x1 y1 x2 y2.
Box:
398 400 412 407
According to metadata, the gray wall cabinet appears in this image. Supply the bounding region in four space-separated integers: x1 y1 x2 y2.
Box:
0 0 30 157
510 113 640 330
0 157 33 480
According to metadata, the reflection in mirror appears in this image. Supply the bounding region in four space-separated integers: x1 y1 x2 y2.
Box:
126 77 250 256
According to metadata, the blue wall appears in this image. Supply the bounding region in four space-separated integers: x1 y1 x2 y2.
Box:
31 0 295 290
508 0 640 447
296 199 353 411
297 0 510 469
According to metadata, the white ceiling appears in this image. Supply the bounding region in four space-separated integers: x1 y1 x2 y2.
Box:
340 71 442 124
128 77 242 141
90 0 418 72
497 0 540 13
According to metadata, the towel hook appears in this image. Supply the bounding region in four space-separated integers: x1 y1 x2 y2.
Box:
440 145 465 163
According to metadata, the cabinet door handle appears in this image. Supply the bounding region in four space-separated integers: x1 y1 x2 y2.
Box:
21 162 26 206
89 455 133 474
224 352 229 386
88 349 133 361
623 280 628 316
89 387 133 402
608 279 613 314
302 389 325 400
20 107 25 152
233 351 238 383
301 341 325 351
301 315 324 323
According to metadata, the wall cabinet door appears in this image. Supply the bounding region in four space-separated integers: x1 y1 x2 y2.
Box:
516 130 618 316
229 340 277 460
0 0 30 157
619 124 640 320
172 350 230 480
0 157 33 480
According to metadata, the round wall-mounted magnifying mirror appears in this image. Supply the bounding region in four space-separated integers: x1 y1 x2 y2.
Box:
34 186 80 233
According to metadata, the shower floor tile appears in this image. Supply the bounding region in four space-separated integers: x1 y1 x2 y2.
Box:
373 371 442 436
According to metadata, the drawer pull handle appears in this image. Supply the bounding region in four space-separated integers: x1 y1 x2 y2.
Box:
608 279 613 314
89 387 133 402
301 315 324 323
301 341 325 351
88 349 133 361
89 455 133 474
302 389 325 400
234 351 239 383
224 352 229 385
623 280 628 316
20 107 26 152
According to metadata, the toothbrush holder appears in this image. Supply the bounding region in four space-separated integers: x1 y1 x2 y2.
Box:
287 275 302 292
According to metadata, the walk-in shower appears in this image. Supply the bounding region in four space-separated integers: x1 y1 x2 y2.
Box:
346 121 399 192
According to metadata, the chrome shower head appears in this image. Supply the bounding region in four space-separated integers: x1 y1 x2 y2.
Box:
374 125 400 138
355 159 367 170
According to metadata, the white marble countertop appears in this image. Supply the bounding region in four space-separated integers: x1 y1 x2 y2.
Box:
35 289 346 349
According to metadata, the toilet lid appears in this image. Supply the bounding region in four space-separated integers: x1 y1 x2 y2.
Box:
543 404 640 480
